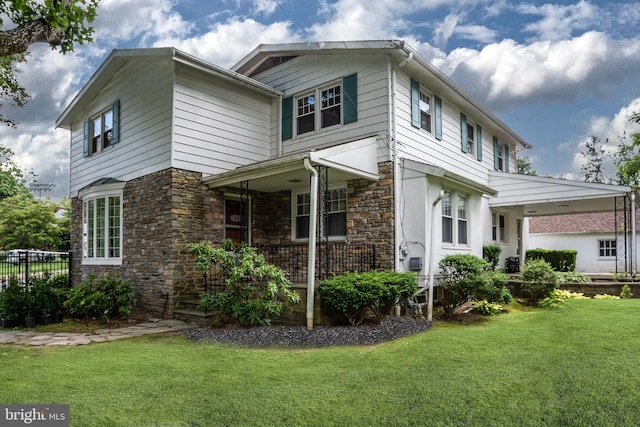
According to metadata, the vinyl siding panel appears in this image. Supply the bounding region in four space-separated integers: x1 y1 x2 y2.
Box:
69 61 173 195
253 54 390 160
172 64 272 174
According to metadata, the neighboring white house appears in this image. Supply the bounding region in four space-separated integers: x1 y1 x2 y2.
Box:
528 205 636 274
56 40 633 325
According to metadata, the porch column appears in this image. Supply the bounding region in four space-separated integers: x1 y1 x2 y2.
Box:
304 158 318 330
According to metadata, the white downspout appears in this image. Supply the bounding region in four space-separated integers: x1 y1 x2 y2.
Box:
389 61 401 270
427 191 444 322
304 158 318 330
278 95 283 156
632 192 636 277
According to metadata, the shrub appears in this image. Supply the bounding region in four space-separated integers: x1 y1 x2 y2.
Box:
540 289 588 309
520 259 558 305
594 294 620 299
64 274 136 320
482 245 502 270
557 271 591 283
0 277 27 321
190 239 300 326
318 271 417 326
620 284 633 299
471 300 504 316
438 254 512 317
525 249 576 272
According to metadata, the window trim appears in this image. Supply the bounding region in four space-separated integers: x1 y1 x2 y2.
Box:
492 211 508 243
441 189 470 247
598 239 616 258
292 184 347 241
83 100 120 157
79 181 125 266
493 137 509 172
411 78 442 140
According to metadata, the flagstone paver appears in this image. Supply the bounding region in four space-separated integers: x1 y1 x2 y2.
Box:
0 319 191 346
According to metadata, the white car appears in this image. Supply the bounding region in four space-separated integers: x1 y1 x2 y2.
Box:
6 250 56 265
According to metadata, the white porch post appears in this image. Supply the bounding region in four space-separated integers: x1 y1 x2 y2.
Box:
304 158 318 330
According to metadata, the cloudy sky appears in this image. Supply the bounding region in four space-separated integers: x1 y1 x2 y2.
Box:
2 0 640 200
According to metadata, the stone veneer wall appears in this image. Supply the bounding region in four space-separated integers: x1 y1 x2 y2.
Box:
71 168 224 317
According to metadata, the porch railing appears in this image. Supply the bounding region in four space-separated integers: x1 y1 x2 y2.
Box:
256 242 376 284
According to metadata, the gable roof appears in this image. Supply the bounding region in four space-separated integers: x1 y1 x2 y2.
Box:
233 40 532 152
529 212 619 234
56 48 282 129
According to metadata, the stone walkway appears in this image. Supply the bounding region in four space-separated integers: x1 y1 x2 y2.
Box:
0 319 191 347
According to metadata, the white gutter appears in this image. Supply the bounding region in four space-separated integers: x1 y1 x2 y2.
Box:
303 158 318 330
427 191 445 321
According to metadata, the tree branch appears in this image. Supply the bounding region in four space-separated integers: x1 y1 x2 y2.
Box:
0 20 65 56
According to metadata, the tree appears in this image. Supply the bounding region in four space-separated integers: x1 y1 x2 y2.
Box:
581 136 607 183
0 0 98 126
516 155 537 176
0 145 32 199
616 113 640 187
0 192 61 250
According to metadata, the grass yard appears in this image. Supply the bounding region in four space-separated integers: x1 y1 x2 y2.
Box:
1 299 640 426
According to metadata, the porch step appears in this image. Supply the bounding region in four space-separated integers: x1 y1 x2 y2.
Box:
173 309 217 327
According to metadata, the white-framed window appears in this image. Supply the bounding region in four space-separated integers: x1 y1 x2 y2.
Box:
84 101 120 157
296 82 342 136
466 122 475 156
80 182 124 265
492 211 508 243
293 186 347 240
497 143 504 171
599 240 616 257
419 91 432 133
442 190 469 245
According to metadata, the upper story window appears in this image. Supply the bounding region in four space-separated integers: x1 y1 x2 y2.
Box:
83 100 120 157
294 186 347 240
282 74 357 141
493 137 509 172
442 190 469 246
80 181 125 265
460 113 482 161
411 79 442 140
419 91 432 132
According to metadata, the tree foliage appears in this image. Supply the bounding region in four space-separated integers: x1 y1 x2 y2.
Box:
0 0 98 126
0 144 32 199
0 192 63 250
516 155 537 176
581 136 607 184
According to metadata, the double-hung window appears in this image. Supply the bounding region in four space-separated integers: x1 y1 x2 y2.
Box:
419 91 432 132
599 240 616 257
294 187 347 239
80 182 124 265
411 79 442 140
84 100 120 157
466 123 475 156
442 190 469 245
492 212 507 242
296 83 342 136
493 137 509 172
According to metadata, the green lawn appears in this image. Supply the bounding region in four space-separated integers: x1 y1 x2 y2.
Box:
1 299 640 426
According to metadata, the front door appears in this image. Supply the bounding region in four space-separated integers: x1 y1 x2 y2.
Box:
224 198 249 243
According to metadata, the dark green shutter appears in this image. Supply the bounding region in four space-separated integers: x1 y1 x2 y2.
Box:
111 100 120 144
343 73 357 124
434 95 442 140
476 124 482 161
505 144 510 172
410 78 420 128
460 113 468 153
83 119 89 157
493 136 499 170
282 96 293 140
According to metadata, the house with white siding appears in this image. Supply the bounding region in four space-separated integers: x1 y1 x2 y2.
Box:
56 40 633 326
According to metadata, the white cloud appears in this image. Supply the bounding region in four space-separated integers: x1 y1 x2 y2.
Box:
433 13 462 48
518 0 597 42
445 31 640 109
252 0 278 15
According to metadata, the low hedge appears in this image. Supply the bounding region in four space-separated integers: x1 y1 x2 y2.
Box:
525 249 577 272
318 271 417 326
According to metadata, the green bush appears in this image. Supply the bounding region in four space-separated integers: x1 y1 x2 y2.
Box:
521 259 558 305
0 277 27 321
317 271 418 326
620 284 633 299
438 254 512 317
190 239 300 326
471 299 504 316
557 271 591 283
525 249 576 272
540 289 588 309
482 244 502 270
64 274 136 320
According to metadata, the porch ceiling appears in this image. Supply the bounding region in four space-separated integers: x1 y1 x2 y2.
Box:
489 171 631 216
202 137 380 192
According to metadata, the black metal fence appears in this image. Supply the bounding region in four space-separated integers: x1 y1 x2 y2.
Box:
0 250 71 290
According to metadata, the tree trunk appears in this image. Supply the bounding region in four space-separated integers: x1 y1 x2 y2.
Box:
0 20 65 56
